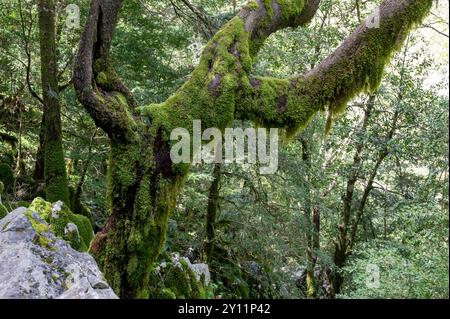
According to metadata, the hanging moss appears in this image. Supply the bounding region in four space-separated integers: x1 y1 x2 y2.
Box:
236 0 433 136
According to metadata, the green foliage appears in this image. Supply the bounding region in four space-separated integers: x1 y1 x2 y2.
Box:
0 203 7 219
341 204 449 299
0 163 14 189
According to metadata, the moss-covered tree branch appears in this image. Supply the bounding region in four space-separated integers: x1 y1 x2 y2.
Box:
139 0 320 140
235 0 433 136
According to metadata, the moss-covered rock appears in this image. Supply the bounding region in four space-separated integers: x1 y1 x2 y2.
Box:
149 255 212 299
28 197 94 252
24 209 55 250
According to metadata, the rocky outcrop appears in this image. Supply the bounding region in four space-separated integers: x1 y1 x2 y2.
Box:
0 207 118 299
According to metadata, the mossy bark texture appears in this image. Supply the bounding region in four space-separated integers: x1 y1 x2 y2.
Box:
73 0 433 298
38 0 70 204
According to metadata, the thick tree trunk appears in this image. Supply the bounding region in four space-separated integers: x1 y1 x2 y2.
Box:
88 140 182 298
38 0 70 204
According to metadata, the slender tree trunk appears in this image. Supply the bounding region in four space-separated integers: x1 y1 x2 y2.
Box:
332 96 399 295
333 95 375 294
300 135 317 298
203 163 222 263
38 0 70 204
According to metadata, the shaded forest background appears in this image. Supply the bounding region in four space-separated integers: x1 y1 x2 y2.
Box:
0 0 448 298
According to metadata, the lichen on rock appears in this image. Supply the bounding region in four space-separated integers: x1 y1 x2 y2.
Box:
0 207 118 299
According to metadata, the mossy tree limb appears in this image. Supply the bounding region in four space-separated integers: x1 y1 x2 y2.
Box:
236 0 434 136
73 0 433 298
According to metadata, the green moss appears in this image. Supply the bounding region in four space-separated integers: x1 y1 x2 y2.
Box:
318 0 434 132
159 288 177 299
96 72 108 85
164 264 191 298
140 16 251 143
149 259 210 299
277 0 305 23
28 197 93 252
25 209 55 250
237 0 433 136
43 109 70 204
180 259 207 299
238 281 250 298
29 197 53 220
69 213 94 251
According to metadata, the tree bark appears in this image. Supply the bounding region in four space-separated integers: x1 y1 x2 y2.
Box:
299 134 318 298
33 113 45 189
38 0 70 204
203 163 222 264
